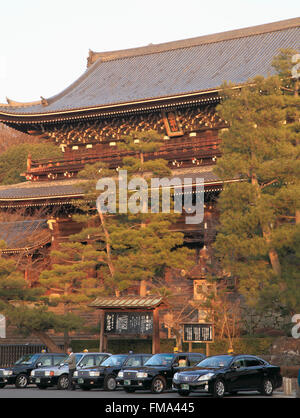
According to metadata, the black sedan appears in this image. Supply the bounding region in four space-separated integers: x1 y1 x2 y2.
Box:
117 352 205 394
172 354 282 398
73 353 152 391
0 352 68 389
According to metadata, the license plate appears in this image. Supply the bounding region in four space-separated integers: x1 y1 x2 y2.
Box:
78 378 84 384
35 378 41 383
124 380 131 385
181 384 189 390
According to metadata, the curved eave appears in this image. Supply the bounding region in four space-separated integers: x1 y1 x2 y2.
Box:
0 180 239 208
0 195 84 208
0 237 51 254
0 89 222 125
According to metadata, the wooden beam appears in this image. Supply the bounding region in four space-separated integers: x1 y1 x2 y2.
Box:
152 307 160 354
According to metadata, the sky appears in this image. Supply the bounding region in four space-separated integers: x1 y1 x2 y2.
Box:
0 0 299 103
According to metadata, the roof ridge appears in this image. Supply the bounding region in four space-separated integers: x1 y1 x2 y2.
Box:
87 17 300 66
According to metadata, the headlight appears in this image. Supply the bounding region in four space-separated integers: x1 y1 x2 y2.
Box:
44 371 54 377
136 372 148 378
3 370 13 376
73 371 78 377
118 371 124 378
89 371 100 377
173 373 179 380
198 373 214 381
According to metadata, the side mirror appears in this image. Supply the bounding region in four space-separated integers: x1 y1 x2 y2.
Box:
36 362 43 368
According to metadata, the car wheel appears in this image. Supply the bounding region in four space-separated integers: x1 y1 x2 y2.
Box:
212 379 226 398
104 375 117 391
15 374 29 389
151 376 166 394
57 374 69 390
178 390 190 397
260 378 273 396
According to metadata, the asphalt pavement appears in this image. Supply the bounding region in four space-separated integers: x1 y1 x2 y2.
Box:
0 386 295 398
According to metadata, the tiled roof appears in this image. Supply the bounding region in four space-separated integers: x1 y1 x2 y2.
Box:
0 18 299 120
0 179 84 202
89 296 163 309
0 219 51 252
0 166 225 203
171 166 223 185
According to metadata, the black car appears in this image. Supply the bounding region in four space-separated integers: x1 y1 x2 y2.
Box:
73 353 152 391
30 352 111 390
116 352 205 394
0 352 68 389
172 354 283 398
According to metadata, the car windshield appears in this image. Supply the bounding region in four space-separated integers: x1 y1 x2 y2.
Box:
101 355 127 367
15 354 41 365
144 354 174 366
60 354 83 366
196 355 233 368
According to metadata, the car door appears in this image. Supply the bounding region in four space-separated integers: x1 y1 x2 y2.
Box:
78 355 95 368
226 357 249 391
37 355 53 367
94 354 109 366
171 355 189 382
188 354 205 367
123 355 144 368
244 357 264 389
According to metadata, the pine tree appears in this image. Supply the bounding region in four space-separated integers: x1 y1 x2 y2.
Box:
213 52 300 313
0 241 81 352
71 130 195 298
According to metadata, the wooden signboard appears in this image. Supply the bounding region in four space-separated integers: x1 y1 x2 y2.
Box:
183 323 214 343
104 311 153 335
162 110 183 137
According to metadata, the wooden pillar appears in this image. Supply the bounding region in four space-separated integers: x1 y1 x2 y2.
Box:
139 280 147 297
206 343 210 357
27 153 32 171
152 308 160 354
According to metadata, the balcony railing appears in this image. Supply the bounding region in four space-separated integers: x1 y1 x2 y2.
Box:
28 138 221 174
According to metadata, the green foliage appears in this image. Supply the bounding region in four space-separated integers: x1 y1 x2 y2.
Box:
5 305 83 337
71 130 194 296
0 143 62 184
214 50 300 312
39 241 103 308
280 366 300 378
0 251 84 342
207 337 274 356
71 337 274 356
0 256 42 311
118 129 164 158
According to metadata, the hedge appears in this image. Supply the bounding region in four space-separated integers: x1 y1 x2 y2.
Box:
280 366 300 378
71 336 275 356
